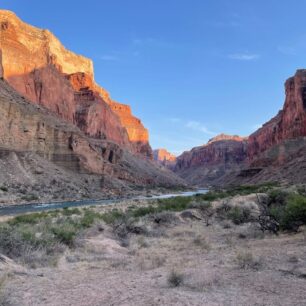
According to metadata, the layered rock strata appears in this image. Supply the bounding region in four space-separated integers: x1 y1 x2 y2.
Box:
0 10 151 157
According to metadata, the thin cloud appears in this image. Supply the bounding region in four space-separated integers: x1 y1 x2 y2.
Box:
185 121 216 135
228 53 260 61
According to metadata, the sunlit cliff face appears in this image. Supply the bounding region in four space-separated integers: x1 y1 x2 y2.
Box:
0 9 152 158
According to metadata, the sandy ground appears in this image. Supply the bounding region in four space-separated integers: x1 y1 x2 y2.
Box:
1 203 306 306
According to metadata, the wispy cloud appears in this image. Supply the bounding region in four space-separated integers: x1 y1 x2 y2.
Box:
185 121 216 135
100 55 119 61
228 53 260 61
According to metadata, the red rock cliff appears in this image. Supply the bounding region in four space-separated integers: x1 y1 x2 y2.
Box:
174 134 248 185
175 134 247 170
248 70 306 165
0 10 151 157
153 149 176 168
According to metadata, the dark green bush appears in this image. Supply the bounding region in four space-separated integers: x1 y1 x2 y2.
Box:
226 206 252 225
270 194 306 231
61 207 82 216
9 212 50 225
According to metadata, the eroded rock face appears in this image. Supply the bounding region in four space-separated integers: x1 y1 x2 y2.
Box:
0 79 185 197
175 135 247 170
248 70 306 165
153 149 176 169
109 101 152 158
0 10 151 157
174 135 248 186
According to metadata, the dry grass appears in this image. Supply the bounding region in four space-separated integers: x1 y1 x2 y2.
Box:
0 275 11 306
236 250 262 270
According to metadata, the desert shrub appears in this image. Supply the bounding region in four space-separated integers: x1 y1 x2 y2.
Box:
131 205 156 218
195 183 277 203
168 270 185 287
226 206 252 225
101 209 125 224
8 212 50 225
61 207 82 216
0 208 105 266
80 210 101 228
51 223 78 246
137 236 150 248
152 211 178 225
20 194 39 202
0 222 64 266
272 194 306 231
236 251 261 270
157 196 192 212
267 189 289 207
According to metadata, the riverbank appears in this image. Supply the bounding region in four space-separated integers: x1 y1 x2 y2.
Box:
1 188 306 306
0 188 204 216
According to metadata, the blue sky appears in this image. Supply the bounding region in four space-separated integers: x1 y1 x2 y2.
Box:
2 0 306 154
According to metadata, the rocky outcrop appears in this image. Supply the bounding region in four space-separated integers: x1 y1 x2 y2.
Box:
0 79 185 204
174 134 248 186
248 70 306 165
173 71 306 186
0 10 151 157
153 149 176 169
109 101 152 158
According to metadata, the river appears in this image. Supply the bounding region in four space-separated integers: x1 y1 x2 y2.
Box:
0 189 208 216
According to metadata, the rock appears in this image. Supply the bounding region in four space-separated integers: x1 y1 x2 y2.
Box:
248 70 306 165
153 149 176 169
0 10 152 157
174 134 248 185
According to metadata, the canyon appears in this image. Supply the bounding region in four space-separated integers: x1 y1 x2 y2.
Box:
153 149 176 169
154 71 306 186
0 10 185 204
0 10 151 157
1 8 306 203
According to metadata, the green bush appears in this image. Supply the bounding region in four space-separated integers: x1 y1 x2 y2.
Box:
80 210 101 228
101 209 125 224
9 212 50 225
51 224 77 246
61 207 82 216
227 206 252 225
272 194 306 231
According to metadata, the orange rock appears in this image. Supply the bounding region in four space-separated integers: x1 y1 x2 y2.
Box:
153 149 176 168
0 10 152 157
